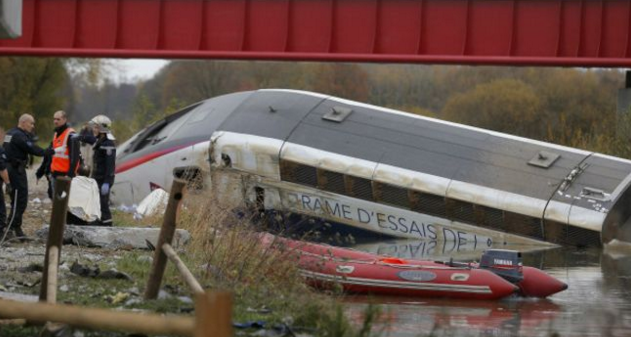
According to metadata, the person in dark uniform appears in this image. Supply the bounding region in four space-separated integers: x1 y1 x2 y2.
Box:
0 128 11 238
2 114 53 238
77 115 116 226
35 150 53 199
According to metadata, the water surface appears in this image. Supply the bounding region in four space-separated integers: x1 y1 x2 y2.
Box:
341 240 631 337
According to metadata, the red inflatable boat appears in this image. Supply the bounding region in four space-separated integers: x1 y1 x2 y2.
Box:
260 234 567 300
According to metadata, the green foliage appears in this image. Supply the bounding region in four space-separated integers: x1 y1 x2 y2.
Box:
442 79 542 138
0 57 67 138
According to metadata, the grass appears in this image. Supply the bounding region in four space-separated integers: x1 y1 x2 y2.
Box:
172 192 384 336
1 187 383 336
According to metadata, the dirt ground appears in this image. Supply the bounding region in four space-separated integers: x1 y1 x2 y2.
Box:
0 168 137 297
11 168 53 236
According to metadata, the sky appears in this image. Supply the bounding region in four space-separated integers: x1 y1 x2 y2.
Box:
108 59 170 83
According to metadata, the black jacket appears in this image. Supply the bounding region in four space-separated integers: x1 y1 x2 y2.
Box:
93 136 116 185
3 127 48 169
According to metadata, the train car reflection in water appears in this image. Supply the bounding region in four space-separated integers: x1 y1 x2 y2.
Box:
350 238 555 262
344 296 561 337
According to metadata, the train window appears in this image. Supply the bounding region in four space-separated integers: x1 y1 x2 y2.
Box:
565 224 601 247
544 220 600 247
543 220 566 244
447 199 476 224
128 102 202 153
410 191 447 217
187 107 213 124
280 160 318 187
505 211 544 239
318 169 346 194
345 176 374 201
476 205 504 230
375 183 410 209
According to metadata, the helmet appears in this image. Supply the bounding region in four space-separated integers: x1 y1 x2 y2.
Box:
90 115 112 133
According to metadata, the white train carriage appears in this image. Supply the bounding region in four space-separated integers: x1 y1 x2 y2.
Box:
113 89 631 247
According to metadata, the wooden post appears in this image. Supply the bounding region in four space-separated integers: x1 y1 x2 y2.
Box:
194 291 232 337
0 298 194 336
162 243 204 294
39 177 71 302
46 246 59 304
144 179 187 299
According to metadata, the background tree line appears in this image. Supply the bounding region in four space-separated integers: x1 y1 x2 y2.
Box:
1 57 628 158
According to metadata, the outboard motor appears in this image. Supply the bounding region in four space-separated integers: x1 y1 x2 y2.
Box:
479 249 524 283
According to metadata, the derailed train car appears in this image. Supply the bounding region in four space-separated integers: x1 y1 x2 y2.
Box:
113 89 631 247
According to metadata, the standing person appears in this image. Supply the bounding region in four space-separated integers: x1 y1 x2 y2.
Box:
48 111 80 183
36 110 79 199
79 115 116 226
0 128 11 238
2 114 53 238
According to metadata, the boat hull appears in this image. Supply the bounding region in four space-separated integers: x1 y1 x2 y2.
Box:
261 233 567 299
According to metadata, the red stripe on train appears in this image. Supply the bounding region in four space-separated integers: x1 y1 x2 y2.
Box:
115 143 198 174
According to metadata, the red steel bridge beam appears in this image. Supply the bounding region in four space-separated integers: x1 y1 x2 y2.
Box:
1 0 631 67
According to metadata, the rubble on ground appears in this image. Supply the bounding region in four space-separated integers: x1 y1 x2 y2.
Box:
35 225 190 249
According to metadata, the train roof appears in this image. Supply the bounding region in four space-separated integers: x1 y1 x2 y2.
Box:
216 89 631 211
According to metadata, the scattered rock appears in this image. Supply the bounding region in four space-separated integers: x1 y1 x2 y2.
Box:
158 290 171 300
17 278 40 288
124 297 142 306
177 296 193 304
136 255 153 264
97 269 133 281
59 262 70 272
18 263 44 273
70 261 100 278
60 285 69 292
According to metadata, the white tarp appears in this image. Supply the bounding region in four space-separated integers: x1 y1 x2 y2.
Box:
136 188 169 217
68 176 101 222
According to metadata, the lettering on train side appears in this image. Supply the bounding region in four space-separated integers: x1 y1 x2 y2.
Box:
287 192 486 242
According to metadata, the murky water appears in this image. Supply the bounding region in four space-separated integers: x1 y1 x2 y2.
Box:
341 239 631 337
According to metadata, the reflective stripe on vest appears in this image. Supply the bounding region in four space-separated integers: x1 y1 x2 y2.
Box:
51 127 75 173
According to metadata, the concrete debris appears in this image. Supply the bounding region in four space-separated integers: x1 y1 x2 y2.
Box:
0 291 38 303
36 225 190 250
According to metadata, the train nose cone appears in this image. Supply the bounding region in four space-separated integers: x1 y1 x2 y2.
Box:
518 266 568 298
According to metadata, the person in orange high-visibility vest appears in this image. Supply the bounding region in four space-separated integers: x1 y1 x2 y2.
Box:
47 110 80 182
